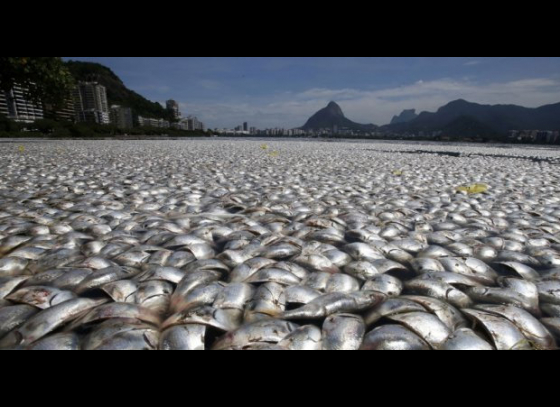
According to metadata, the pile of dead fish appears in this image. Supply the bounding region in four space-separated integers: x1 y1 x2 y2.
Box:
0 140 559 350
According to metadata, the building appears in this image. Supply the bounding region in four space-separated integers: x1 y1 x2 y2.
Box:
110 105 133 129
0 84 44 123
185 116 205 131
137 116 170 128
243 122 248 132
74 82 110 124
166 100 180 120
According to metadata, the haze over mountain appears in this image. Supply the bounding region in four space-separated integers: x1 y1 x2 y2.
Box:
390 109 418 125
386 99 560 134
301 102 377 131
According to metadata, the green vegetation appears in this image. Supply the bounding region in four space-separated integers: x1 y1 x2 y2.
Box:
0 57 74 108
65 61 175 122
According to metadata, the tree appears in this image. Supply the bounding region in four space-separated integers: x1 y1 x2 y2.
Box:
0 113 11 131
0 57 75 108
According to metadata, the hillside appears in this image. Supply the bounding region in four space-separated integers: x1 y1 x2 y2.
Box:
65 61 174 121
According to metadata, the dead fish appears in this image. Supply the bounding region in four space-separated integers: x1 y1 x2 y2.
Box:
277 325 322 350
135 281 173 315
343 243 385 262
26 333 81 351
467 280 540 316
101 280 139 303
93 328 160 351
281 291 386 320
213 283 255 311
344 261 381 281
442 328 495 351
159 324 206 351
475 305 556 350
364 298 426 327
462 309 532 351
541 303 560 318
536 280 560 305
362 275 403 297
404 279 473 309
212 319 299 351
0 258 29 277
360 325 430 351
325 274 361 294
494 262 540 281
541 318 560 340
388 312 451 349
0 298 107 349
0 276 29 299
7 286 76 310
0 305 39 339
229 258 276 283
245 268 302 286
402 295 468 332
50 269 93 291
322 314 365 351
170 270 222 312
82 319 156 350
411 258 445 275
76 266 141 294
163 306 243 333
293 254 340 274
284 286 321 308
0 236 32 256
68 303 161 331
244 283 286 320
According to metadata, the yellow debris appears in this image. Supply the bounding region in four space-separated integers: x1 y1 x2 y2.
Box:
260 144 269 150
456 183 489 194
392 170 404 176
268 151 280 158
18 146 25 153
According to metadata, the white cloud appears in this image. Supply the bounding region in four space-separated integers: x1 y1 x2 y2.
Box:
177 77 560 129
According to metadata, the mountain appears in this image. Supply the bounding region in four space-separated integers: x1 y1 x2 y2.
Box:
301 102 377 131
387 99 560 135
391 109 418 125
65 61 174 121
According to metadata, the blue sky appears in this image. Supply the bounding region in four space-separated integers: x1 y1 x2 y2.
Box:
63 57 560 129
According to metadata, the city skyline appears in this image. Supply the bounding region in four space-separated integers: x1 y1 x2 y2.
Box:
61 57 560 129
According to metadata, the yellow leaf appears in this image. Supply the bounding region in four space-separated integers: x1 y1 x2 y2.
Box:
456 183 489 194
392 170 403 176
268 151 279 158
260 144 268 150
18 146 25 153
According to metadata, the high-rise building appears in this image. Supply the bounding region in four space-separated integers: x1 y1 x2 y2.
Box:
74 82 110 124
166 100 180 120
0 84 44 123
243 122 248 132
110 105 133 129
185 116 205 131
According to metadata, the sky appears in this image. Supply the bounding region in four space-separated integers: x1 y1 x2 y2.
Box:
62 57 560 129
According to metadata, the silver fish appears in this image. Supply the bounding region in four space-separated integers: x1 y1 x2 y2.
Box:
281 291 386 320
462 309 532 351
322 314 365 351
388 312 452 349
0 298 107 349
442 328 495 351
212 320 298 351
360 325 430 351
